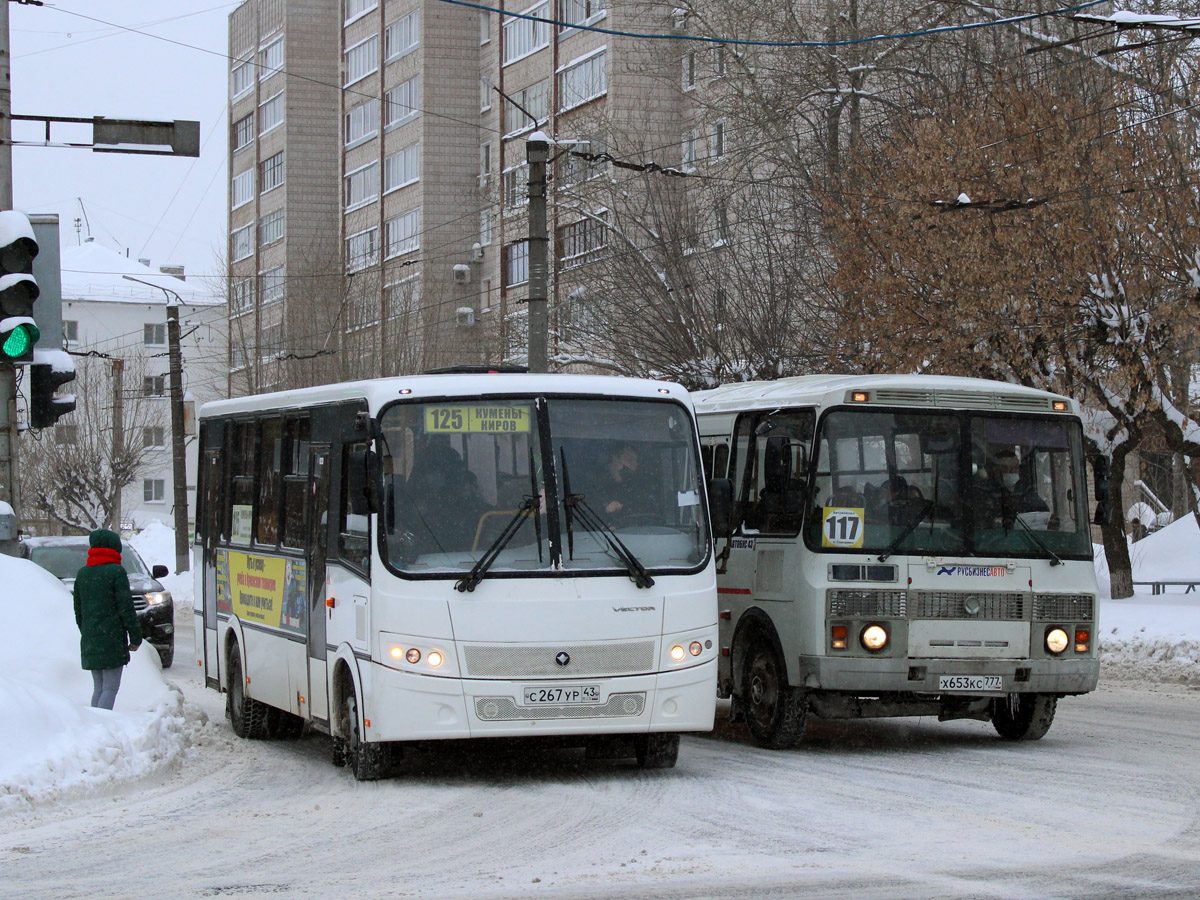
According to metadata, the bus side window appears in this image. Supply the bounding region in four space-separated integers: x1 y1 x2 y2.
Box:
230 421 256 545
713 443 730 480
339 441 371 574
256 417 282 546
280 417 311 549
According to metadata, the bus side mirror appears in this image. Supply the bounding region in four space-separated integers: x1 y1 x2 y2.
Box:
1092 456 1111 526
365 450 383 515
708 478 733 540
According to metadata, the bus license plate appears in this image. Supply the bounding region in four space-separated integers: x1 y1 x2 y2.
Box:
522 685 602 705
939 675 1003 692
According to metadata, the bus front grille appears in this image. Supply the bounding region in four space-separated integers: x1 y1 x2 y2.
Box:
474 693 646 721
828 589 907 618
1033 593 1095 621
463 641 656 678
911 591 1026 620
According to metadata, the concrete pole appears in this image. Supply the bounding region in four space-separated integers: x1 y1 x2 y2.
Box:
110 358 124 531
526 136 549 373
0 1 18 533
166 300 188 573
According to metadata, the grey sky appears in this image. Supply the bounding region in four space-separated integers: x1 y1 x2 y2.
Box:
10 1 233 287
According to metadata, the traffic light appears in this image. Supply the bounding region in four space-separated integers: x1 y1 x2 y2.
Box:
28 360 76 429
0 210 40 363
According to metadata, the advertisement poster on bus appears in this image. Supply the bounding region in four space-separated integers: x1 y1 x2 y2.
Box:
214 549 307 635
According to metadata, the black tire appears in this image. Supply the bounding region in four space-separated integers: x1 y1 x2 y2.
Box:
338 682 390 780
991 693 1057 741
157 644 174 669
633 733 680 769
226 650 267 739
742 640 807 749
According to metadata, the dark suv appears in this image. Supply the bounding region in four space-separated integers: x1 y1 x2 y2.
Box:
22 536 175 668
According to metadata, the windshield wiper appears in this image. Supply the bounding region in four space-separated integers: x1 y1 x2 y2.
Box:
564 493 655 589
455 496 538 593
1008 512 1063 566
877 500 934 563
559 448 576 560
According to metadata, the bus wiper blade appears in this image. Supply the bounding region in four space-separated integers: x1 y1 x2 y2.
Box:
564 494 655 589
877 501 934 563
456 497 537 593
559 447 575 560
1010 512 1063 566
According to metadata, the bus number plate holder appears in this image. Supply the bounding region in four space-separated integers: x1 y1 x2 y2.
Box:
522 684 602 705
938 675 1003 692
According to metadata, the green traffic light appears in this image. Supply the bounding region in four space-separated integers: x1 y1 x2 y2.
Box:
1 322 39 359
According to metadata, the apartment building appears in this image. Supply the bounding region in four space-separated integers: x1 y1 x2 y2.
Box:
227 0 683 391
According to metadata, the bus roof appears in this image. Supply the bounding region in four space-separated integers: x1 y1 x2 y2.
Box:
691 374 1079 417
200 373 692 419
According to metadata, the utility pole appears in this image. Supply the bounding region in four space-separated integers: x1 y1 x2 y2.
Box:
0 0 18 531
526 135 549 373
124 275 189 573
110 357 123 531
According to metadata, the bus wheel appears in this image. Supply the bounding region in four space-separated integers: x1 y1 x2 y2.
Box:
338 682 390 781
742 641 807 749
633 733 679 769
990 693 1057 741
226 650 267 739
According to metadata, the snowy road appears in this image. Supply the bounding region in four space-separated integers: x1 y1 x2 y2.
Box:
3 621 1199 900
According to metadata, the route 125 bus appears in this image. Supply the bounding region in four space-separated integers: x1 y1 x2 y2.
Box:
693 374 1101 747
194 373 719 777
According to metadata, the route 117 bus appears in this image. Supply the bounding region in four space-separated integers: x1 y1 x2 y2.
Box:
693 374 1101 748
194 373 718 778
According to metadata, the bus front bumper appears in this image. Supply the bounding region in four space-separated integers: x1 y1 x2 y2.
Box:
361 658 717 743
796 654 1100 696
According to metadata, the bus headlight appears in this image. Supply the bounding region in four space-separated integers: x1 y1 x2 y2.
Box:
860 624 889 652
1045 627 1069 655
427 650 444 668
670 644 686 662
405 648 422 664
689 641 703 657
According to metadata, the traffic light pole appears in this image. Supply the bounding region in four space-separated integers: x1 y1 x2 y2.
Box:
0 0 20 531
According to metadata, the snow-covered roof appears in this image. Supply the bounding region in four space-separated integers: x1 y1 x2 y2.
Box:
59 241 220 307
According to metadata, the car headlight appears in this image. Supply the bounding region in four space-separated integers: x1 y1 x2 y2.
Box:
1045 627 1069 655
143 591 171 606
860 624 889 652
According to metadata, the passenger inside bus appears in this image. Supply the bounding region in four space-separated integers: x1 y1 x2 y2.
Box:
396 438 491 556
973 448 1049 529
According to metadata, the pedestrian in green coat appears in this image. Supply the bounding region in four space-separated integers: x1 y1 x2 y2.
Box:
73 528 142 709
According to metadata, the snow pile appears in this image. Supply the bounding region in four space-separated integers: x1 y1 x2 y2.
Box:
0 554 190 812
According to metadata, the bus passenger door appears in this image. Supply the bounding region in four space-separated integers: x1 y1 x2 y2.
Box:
200 448 222 689
306 448 332 725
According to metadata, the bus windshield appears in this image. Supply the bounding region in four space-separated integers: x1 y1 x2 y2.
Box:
378 396 709 577
806 409 1091 560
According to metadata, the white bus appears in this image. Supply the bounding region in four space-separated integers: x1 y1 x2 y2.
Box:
693 374 1101 748
194 373 718 778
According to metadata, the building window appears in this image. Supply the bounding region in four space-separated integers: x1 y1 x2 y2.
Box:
232 344 248 371
259 208 284 247
345 99 379 147
558 48 606 112
143 375 165 397
259 38 283 80
385 76 420 129
384 10 419 62
230 278 253 315
385 207 420 257
681 131 697 169
63 320 78 344
344 161 379 210
503 80 548 136
480 75 492 111
503 163 528 209
231 224 254 262
480 208 493 246
712 202 730 245
559 0 605 31
682 51 696 91
711 44 726 78
259 93 284 134
144 323 166 346
260 151 284 193
345 0 377 24
556 213 607 268
346 227 379 271
143 426 165 449
479 141 492 188
344 36 378 86
55 424 77 445
232 113 254 153
144 479 165 503
261 266 285 305
261 322 282 362
505 240 529 287
347 287 379 332
231 59 253 98
384 143 419 192
561 133 607 185
711 120 725 160
232 168 254 209
503 1 549 64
